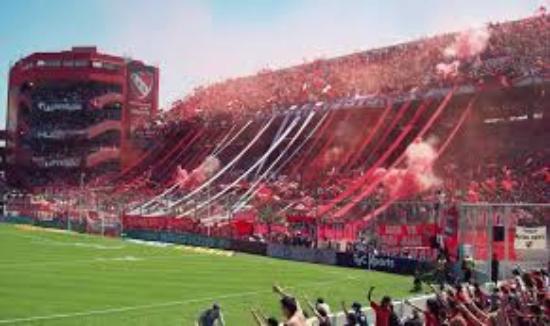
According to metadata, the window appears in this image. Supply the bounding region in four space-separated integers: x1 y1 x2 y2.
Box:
62 60 75 67
92 61 103 68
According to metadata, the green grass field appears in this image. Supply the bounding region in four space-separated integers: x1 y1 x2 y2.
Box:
0 223 412 325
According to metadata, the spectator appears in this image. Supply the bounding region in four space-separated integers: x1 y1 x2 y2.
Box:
472 283 488 310
402 310 422 326
388 304 402 326
368 286 392 326
404 298 441 326
251 308 279 326
342 301 369 326
461 255 474 283
273 284 307 326
197 303 225 326
315 297 331 315
304 296 332 326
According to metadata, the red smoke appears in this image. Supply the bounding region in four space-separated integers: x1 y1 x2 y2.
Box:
437 26 491 78
436 60 460 79
374 138 441 201
174 155 221 190
444 27 491 60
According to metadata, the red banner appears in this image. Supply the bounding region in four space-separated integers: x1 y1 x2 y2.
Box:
377 223 438 247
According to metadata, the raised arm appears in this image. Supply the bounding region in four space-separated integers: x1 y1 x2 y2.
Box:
250 309 266 326
341 301 349 316
304 296 317 315
218 311 225 326
457 303 485 326
367 286 374 303
304 298 321 319
273 284 291 298
465 285 475 299
465 300 488 322
424 280 442 295
403 299 424 314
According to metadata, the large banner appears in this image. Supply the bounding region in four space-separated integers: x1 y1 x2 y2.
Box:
515 226 547 250
267 244 337 265
377 223 437 248
126 61 158 132
336 252 431 275
123 61 159 169
229 239 267 256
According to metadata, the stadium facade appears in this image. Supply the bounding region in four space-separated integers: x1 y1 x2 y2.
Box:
5 47 159 189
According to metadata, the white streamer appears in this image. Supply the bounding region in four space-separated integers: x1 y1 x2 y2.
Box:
131 118 270 215
232 111 315 212
176 115 300 217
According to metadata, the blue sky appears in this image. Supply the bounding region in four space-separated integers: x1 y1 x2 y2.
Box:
0 0 544 126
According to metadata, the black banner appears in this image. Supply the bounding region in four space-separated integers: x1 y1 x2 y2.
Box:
336 252 432 275
267 244 337 265
229 239 267 256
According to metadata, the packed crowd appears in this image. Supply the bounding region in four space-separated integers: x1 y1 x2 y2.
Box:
437 99 548 204
104 14 549 212
9 14 548 247
196 267 549 325
166 14 548 121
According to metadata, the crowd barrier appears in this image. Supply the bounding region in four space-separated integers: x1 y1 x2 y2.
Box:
229 239 268 256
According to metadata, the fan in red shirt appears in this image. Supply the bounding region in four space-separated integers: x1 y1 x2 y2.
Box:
368 286 392 326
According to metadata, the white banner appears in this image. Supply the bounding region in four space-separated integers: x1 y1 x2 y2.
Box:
515 226 547 250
